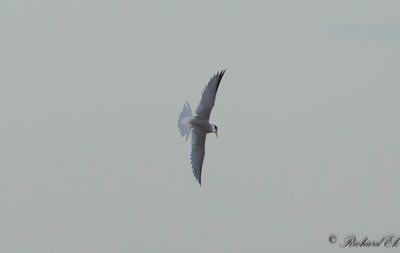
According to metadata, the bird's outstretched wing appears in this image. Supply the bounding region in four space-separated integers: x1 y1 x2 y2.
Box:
190 130 206 185
195 70 225 121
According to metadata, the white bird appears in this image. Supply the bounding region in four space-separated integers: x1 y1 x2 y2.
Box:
177 70 226 185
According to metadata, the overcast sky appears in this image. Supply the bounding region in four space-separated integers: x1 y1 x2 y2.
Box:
1 1 400 252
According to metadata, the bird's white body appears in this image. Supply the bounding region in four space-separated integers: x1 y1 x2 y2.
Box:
177 102 217 139
189 118 216 134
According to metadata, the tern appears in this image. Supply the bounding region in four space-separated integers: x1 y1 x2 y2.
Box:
177 70 226 185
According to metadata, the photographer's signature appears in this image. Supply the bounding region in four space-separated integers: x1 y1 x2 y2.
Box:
329 234 400 248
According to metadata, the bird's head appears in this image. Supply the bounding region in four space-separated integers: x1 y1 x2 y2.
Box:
212 124 218 138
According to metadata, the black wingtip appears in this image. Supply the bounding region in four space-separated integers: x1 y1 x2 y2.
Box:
219 69 226 78
196 174 202 186
215 69 226 92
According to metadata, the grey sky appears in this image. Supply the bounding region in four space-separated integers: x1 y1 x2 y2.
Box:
1 1 399 252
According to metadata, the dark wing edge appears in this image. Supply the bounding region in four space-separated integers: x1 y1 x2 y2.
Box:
194 70 226 120
190 130 207 185
214 69 225 94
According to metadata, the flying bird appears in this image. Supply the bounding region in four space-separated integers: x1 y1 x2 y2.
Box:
177 70 226 185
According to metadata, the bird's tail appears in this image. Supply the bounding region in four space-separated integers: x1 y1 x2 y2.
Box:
177 101 193 141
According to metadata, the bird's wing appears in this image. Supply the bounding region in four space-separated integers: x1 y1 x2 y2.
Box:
190 130 207 185
195 70 225 121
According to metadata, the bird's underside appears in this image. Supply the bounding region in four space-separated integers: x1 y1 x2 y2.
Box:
189 118 213 133
177 70 225 185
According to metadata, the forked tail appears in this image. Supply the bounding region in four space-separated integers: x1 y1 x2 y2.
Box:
177 101 193 141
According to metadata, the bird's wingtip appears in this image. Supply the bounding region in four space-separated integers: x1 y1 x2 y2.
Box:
194 173 202 186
